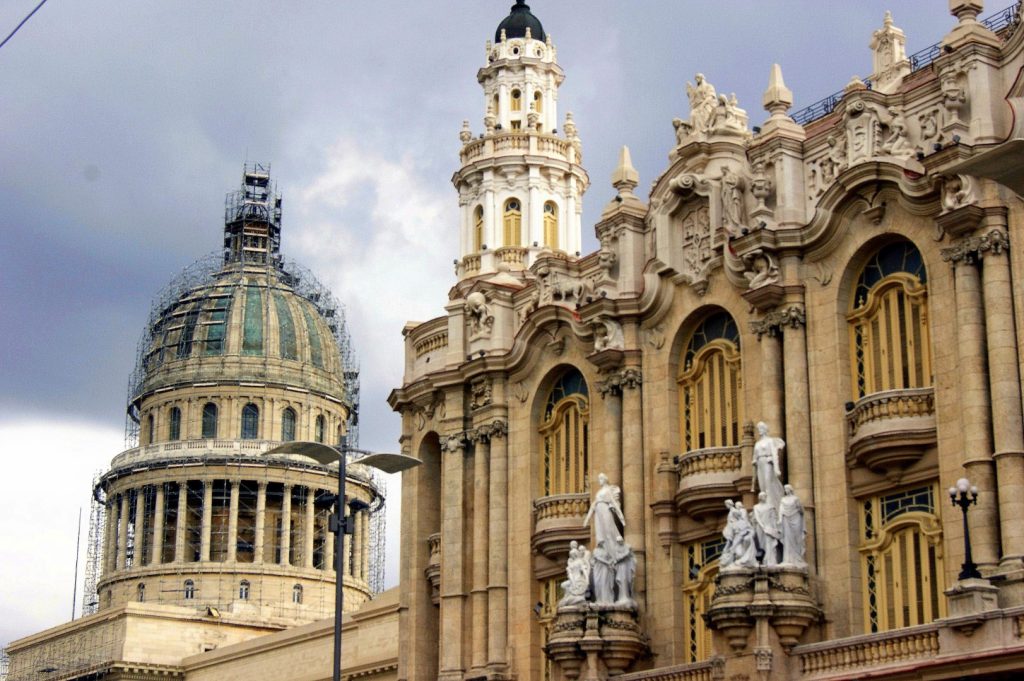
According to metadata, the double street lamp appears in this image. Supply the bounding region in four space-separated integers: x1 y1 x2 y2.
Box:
265 442 420 681
948 477 981 581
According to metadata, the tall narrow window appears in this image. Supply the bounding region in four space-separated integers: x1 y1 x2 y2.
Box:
168 407 181 441
678 312 743 451
511 88 522 112
292 584 303 604
239 580 250 600
543 202 558 250
474 205 484 252
315 415 326 443
183 579 195 600
137 583 146 603
848 241 931 400
282 408 297 442
146 414 155 445
539 368 590 496
681 538 725 662
241 403 259 440
503 199 522 247
860 485 945 632
533 90 543 113
201 402 218 439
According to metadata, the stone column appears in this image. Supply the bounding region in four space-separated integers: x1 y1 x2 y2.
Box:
361 511 370 579
779 304 816 571
152 484 165 566
943 243 1000 568
529 181 542 248
978 231 1024 565
104 496 118 574
305 487 316 568
598 377 624 490
470 430 490 672
620 368 645 589
753 322 785 435
488 420 509 671
255 482 267 564
117 492 129 570
343 526 352 576
200 481 213 562
281 484 293 566
175 481 188 563
354 508 365 581
130 489 144 568
483 188 496 250
439 433 467 681
227 480 240 562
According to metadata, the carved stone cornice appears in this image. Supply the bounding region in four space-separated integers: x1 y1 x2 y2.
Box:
941 228 1009 266
596 368 642 397
750 305 806 339
443 432 469 453
470 419 508 443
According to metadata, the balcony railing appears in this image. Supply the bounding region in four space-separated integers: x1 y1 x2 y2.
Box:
532 493 590 559
796 623 940 676
675 446 744 519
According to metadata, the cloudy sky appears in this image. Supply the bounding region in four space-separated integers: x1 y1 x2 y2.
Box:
0 0 968 648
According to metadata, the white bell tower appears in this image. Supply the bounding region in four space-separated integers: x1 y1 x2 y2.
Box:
453 0 589 281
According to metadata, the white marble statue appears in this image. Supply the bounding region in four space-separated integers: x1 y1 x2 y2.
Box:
591 536 635 606
558 540 591 606
686 73 717 133
752 491 781 566
779 484 807 568
721 499 758 570
751 422 786 512
583 473 625 545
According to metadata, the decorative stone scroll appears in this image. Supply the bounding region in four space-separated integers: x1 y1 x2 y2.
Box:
941 228 1009 266
750 305 806 339
595 368 642 397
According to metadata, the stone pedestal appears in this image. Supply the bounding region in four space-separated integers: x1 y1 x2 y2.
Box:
545 606 648 680
707 567 820 652
943 578 999 635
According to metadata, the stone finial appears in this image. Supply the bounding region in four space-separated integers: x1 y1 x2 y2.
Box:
869 11 909 93
844 75 868 93
611 146 639 196
459 120 473 144
564 112 577 138
762 64 793 117
484 104 497 136
500 28 507 42
525 27 532 40
950 0 983 23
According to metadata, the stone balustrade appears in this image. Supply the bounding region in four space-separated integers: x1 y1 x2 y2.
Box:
846 387 935 436
414 329 449 358
461 254 482 275
495 246 528 267
460 132 574 164
796 624 940 676
675 446 744 518
616 661 713 681
532 493 590 560
845 387 936 473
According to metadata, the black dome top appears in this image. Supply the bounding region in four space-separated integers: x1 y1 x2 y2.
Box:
495 0 545 42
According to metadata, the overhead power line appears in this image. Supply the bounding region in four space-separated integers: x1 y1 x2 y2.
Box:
0 0 49 53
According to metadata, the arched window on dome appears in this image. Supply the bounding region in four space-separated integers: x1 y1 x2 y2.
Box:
146 414 155 445
292 584 303 604
201 403 218 439
539 368 590 496
282 408 297 442
315 415 325 443
678 311 743 451
168 407 181 441
543 201 558 250
859 484 945 633
239 580 250 600
503 199 522 247
241 403 259 440
183 579 195 600
474 205 484 253
848 241 931 400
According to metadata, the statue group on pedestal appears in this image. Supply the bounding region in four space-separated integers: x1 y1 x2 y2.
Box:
559 473 637 608
722 422 806 570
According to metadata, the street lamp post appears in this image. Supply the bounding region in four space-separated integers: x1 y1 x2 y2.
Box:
948 477 981 580
265 441 420 681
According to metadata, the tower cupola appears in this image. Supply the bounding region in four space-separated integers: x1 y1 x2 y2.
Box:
452 1 589 280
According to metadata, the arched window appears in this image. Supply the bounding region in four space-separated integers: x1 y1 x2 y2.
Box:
282 408 297 442
678 312 743 451
315 415 325 443
183 579 195 600
201 402 218 439
137 583 146 603
473 205 484 252
543 201 558 249
292 584 303 604
146 414 155 445
681 537 725 662
503 199 522 247
539 368 590 496
241 403 259 440
169 407 181 441
511 88 522 112
533 90 543 113
848 241 931 400
239 580 250 600
860 484 945 632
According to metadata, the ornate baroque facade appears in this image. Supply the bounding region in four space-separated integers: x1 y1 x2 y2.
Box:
391 2 1024 681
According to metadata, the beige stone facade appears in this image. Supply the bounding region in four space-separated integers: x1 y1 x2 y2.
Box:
390 2 1024 681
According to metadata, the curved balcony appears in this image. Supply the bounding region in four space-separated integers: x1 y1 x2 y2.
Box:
846 387 936 474
425 532 441 606
494 246 528 269
675 446 743 519
532 493 590 560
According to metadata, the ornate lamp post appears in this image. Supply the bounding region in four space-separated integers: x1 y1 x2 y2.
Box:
266 442 420 681
948 477 981 580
